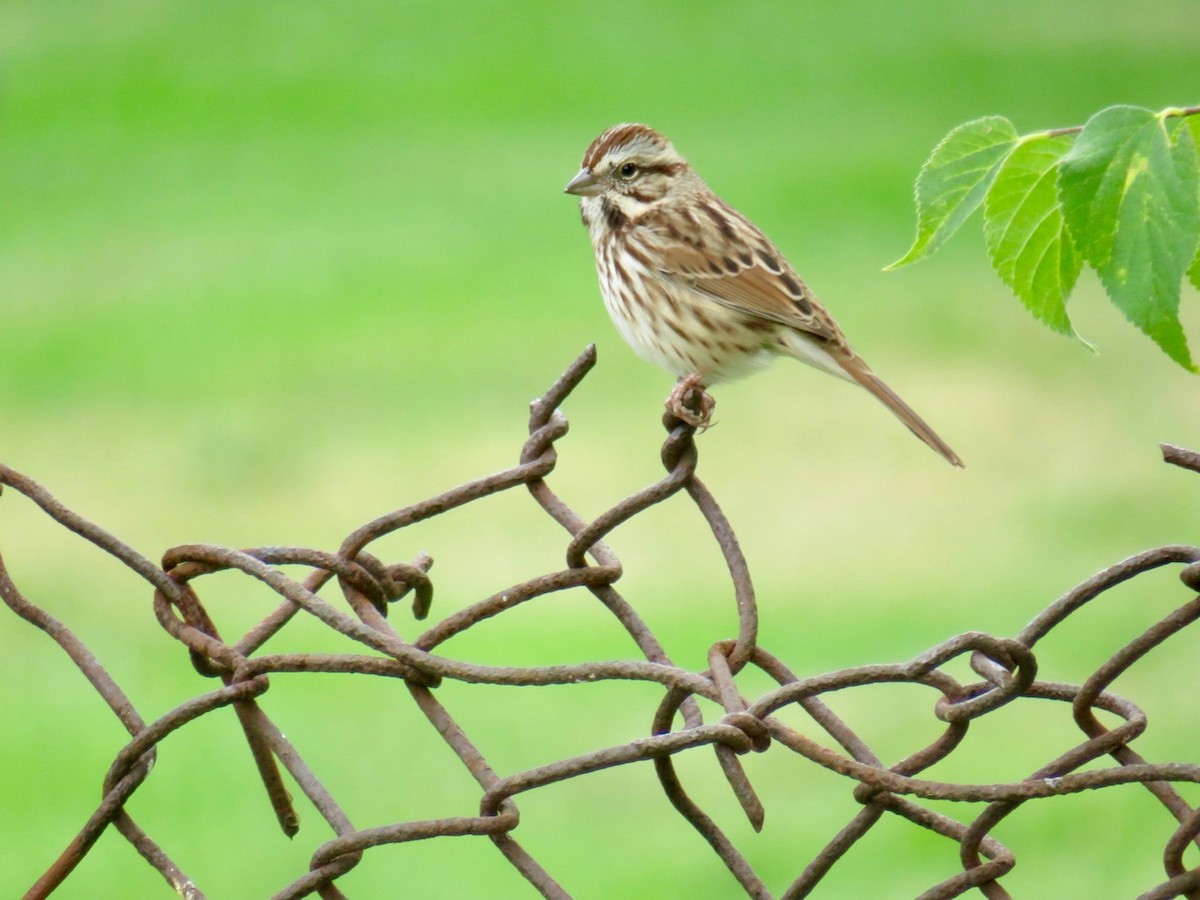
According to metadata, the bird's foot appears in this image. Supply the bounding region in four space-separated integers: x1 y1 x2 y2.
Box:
667 374 716 430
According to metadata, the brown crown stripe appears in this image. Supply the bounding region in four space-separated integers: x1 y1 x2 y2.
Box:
582 123 668 169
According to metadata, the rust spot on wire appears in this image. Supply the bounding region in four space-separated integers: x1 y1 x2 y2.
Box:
2 349 1200 898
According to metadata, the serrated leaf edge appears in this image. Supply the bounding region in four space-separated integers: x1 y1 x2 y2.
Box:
983 135 1089 345
1078 109 1199 371
886 116 1017 270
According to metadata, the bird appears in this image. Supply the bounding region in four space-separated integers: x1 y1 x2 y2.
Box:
563 123 963 467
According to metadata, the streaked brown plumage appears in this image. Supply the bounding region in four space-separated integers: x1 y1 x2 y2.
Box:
564 122 963 467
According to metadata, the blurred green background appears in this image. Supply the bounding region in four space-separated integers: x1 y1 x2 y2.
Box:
2 1 1199 896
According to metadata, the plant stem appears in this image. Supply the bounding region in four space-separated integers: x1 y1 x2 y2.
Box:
1042 103 1200 139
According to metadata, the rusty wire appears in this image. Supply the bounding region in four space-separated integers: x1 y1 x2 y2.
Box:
2 344 1200 899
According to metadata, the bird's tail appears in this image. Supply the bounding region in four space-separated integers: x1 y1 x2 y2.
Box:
844 358 964 468
778 330 963 467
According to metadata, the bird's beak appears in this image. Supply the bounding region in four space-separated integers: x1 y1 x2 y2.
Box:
564 167 603 197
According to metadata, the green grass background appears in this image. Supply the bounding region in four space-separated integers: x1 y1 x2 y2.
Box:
2 1 1199 896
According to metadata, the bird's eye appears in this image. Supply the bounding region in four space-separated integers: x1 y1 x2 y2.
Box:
617 162 640 180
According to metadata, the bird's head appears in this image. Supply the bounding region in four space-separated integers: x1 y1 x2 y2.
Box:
564 124 693 220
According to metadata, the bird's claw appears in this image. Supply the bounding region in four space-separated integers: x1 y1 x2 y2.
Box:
667 375 716 430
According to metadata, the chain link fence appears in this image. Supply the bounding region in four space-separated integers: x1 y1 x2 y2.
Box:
3 345 1199 899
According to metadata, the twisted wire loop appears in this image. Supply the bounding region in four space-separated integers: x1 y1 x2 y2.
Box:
2 348 1199 899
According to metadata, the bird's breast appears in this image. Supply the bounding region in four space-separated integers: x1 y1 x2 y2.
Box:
593 240 777 383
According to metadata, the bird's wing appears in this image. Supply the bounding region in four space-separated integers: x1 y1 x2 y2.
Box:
642 202 841 343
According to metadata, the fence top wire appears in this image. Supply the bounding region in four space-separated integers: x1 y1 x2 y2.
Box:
3 344 1200 899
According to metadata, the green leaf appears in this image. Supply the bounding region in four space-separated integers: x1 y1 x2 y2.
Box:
1186 110 1200 152
1059 106 1200 371
1188 108 1200 293
888 116 1019 269
983 133 1086 341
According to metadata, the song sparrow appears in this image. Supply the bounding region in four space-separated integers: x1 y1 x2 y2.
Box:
564 123 963 468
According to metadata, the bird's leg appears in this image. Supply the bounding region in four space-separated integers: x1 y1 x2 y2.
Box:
667 373 716 429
